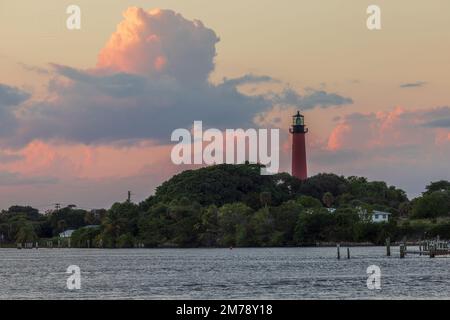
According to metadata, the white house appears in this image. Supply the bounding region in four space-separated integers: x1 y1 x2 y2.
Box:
327 207 391 223
59 229 75 238
371 210 391 223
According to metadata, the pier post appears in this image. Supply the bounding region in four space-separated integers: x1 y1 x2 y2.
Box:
337 244 341 260
400 244 405 258
430 244 436 258
386 237 391 256
347 247 350 259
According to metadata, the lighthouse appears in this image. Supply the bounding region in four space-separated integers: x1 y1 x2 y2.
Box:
290 111 308 180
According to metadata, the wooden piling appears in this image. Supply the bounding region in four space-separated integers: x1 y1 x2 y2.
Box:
400 243 405 258
347 247 350 259
386 237 391 256
337 244 341 260
430 244 436 258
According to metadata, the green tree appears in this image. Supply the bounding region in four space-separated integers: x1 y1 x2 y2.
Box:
424 180 450 195
411 191 450 218
271 200 303 246
217 202 253 247
322 192 335 208
100 201 140 248
259 192 272 208
296 195 323 208
250 207 273 246
198 205 219 246
294 208 335 244
15 219 37 243
138 203 170 247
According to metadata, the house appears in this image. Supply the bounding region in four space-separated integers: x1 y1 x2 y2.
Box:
58 225 101 238
328 206 391 223
326 207 391 223
356 207 391 223
371 210 391 223
59 229 75 238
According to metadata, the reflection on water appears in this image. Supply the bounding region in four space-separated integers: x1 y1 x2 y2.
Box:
0 247 449 299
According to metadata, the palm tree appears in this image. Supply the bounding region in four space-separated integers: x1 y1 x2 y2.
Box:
260 192 272 208
15 220 37 243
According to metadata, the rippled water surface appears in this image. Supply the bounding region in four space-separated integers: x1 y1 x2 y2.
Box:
0 247 449 299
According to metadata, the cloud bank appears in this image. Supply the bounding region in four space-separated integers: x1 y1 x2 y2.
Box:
2 8 351 148
309 106 450 196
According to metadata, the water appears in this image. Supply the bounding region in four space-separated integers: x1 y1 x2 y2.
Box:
0 247 449 299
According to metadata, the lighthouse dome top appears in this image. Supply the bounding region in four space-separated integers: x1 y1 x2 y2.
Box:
292 110 305 126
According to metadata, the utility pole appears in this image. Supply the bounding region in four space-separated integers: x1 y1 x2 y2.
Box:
54 203 61 211
127 191 132 202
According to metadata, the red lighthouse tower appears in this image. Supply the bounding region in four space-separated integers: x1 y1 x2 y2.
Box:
290 111 308 180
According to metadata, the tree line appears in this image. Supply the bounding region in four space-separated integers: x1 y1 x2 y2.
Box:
1 164 449 247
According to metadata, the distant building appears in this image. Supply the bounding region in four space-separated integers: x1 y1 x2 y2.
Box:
371 210 391 223
59 229 75 238
356 207 391 223
59 225 100 238
328 207 391 223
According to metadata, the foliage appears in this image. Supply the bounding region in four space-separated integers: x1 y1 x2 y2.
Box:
411 191 450 218
1 165 449 247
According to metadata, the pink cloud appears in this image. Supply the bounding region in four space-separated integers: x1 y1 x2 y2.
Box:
324 106 450 152
327 123 351 151
1 141 175 181
97 7 219 82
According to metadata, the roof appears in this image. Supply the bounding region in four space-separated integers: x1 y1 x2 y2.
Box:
59 229 75 237
83 225 101 229
373 210 391 215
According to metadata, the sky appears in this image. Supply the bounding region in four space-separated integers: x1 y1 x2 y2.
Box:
0 0 449 211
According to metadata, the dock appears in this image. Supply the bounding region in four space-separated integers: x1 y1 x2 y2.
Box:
400 238 450 258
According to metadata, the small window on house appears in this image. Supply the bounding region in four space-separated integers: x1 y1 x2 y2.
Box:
383 214 387 219
375 214 379 219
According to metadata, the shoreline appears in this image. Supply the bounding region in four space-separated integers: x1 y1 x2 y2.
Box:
1 243 424 249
